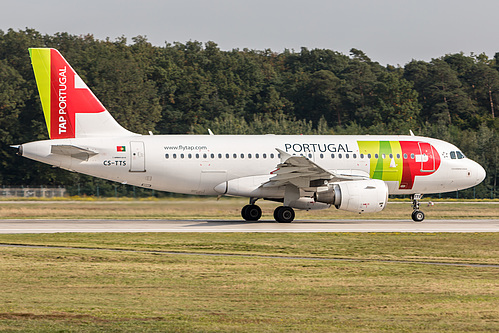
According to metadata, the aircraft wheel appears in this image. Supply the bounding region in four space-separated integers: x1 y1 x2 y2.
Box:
412 210 425 222
241 204 262 221
274 206 295 223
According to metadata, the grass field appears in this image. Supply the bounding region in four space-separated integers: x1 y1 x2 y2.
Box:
0 232 498 332
0 199 497 331
0 198 498 220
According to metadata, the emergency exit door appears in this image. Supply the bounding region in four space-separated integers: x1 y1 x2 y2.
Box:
130 141 145 172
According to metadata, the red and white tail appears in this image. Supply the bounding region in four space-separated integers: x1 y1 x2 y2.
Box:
29 48 135 139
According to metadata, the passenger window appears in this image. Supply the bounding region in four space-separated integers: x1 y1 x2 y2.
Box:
375 154 379 159
270 153 275 159
203 153 207 159
338 154 342 159
381 154 385 159
331 153 335 159
210 153 214 159
255 153 259 159
360 154 364 159
233 153 237 159
165 154 169 159
403 153 407 159
353 154 357 158
225 153 229 159
173 154 177 159
389 154 393 159
345 154 349 159
188 154 192 159
410 153 414 159
368 154 371 159
456 151 465 159
180 154 184 159
241 154 244 159
450 151 456 159
263 153 267 159
320 153 324 159
196 154 199 159
396 154 400 159
218 153 222 159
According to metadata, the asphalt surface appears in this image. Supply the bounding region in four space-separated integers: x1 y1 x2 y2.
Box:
0 219 498 233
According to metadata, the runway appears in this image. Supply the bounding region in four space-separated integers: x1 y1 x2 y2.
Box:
0 219 498 233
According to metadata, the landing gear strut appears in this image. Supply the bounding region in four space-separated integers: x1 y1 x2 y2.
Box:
411 194 425 222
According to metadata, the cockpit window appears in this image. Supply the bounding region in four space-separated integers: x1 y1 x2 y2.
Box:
456 151 465 159
450 151 456 159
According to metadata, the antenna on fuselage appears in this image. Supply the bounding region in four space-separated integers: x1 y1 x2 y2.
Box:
409 130 415 136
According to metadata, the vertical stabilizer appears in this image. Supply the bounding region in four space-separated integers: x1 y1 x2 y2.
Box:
29 48 136 139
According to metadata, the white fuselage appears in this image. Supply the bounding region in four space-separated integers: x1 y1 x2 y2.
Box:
21 134 486 199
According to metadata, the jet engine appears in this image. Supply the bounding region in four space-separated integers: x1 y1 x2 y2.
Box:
314 179 388 213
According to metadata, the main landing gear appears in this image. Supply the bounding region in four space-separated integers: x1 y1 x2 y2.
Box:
273 206 295 223
241 197 263 221
411 194 425 222
241 204 262 221
241 199 296 223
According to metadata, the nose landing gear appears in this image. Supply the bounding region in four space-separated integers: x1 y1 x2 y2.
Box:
411 194 425 222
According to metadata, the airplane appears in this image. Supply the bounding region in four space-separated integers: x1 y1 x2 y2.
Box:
16 48 486 222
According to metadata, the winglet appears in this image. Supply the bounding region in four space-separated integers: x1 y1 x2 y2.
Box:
276 148 291 163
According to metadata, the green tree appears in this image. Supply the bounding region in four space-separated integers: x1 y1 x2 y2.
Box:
373 71 421 133
469 63 499 119
294 70 342 126
0 60 25 183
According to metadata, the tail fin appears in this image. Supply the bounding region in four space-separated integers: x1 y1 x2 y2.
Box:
29 48 135 139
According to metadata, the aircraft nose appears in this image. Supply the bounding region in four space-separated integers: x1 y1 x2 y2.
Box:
474 161 486 185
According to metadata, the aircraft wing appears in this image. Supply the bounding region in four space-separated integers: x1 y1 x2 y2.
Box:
263 148 368 189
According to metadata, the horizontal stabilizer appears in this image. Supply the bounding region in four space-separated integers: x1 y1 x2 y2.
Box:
51 145 98 160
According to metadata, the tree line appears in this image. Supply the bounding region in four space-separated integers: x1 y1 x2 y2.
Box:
0 29 497 198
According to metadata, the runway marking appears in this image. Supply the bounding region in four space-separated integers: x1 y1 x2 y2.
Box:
1 243 498 268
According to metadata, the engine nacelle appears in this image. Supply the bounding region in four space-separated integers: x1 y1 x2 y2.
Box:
314 179 388 213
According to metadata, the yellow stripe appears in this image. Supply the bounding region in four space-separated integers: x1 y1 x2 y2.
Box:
357 141 379 178
29 48 52 138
